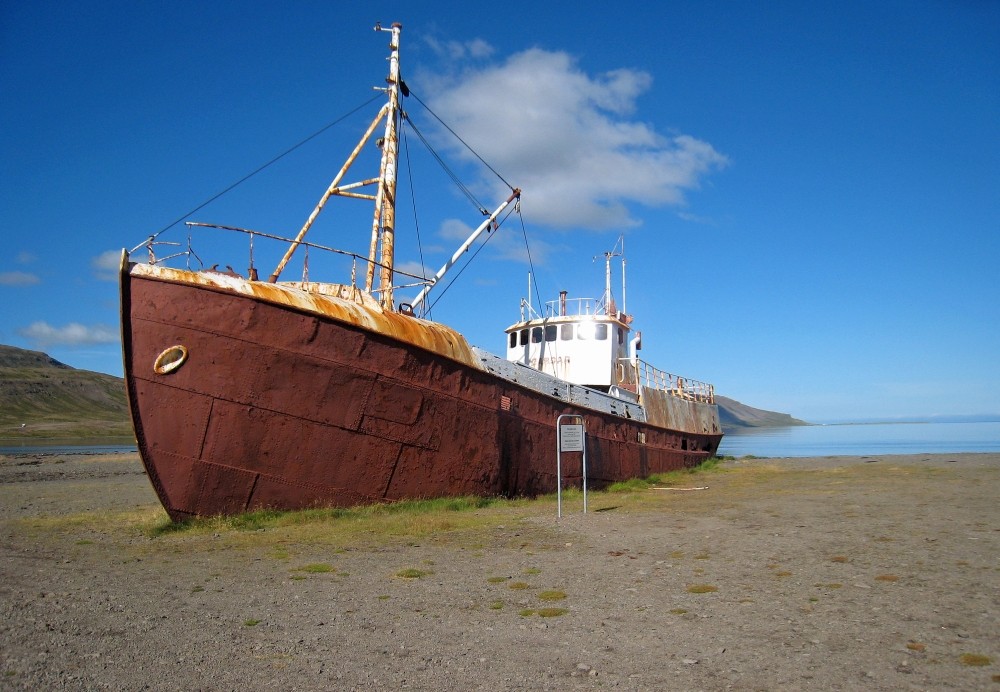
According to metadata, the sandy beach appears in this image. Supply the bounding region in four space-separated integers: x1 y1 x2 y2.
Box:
1 451 997 690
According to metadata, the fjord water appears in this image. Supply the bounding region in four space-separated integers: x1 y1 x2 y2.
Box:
4 423 999 459
0 438 137 456
718 421 1000 458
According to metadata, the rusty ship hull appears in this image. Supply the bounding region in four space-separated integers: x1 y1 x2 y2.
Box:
122 261 722 521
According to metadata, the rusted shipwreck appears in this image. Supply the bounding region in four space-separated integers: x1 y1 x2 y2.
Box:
120 23 722 521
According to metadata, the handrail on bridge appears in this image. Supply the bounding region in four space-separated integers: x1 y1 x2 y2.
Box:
617 357 715 404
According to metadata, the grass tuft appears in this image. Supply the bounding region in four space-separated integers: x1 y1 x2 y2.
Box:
395 568 430 579
686 584 718 594
537 590 567 601
959 653 991 666
537 607 568 617
605 457 726 493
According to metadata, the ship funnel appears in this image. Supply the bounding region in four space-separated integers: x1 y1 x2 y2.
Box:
559 291 567 316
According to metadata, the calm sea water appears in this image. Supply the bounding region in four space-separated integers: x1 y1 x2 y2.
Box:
4 422 999 459
0 438 137 456
717 421 1000 458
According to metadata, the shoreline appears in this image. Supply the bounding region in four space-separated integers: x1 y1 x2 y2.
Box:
1 452 997 689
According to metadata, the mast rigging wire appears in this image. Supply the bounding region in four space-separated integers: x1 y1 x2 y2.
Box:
135 93 384 250
399 121 432 321
406 89 516 193
425 203 520 314
404 115 487 215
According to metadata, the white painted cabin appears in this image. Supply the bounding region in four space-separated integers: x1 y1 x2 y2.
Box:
504 291 641 397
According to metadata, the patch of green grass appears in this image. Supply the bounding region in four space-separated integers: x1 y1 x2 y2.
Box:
296 563 335 574
395 568 430 579
508 581 531 590
486 576 509 584
959 653 991 666
522 567 541 575
537 590 567 601
190 585 204 594
519 609 535 617
605 457 726 493
289 575 307 581
142 495 530 546
537 607 568 617
243 618 261 627
669 608 688 615
74 539 94 545
686 584 718 594
489 600 504 610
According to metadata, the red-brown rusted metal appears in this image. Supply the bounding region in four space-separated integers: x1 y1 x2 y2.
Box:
121 265 722 521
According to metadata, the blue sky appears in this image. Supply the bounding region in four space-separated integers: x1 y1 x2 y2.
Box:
1 1 997 423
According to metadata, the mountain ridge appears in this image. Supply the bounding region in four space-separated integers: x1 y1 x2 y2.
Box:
0 344 803 439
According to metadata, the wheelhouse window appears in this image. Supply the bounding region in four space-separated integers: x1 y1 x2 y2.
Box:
544 325 557 342
509 331 517 348
519 329 529 346
531 327 543 343
595 323 608 340
560 324 573 340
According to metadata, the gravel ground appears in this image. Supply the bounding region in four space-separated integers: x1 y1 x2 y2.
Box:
1 451 997 690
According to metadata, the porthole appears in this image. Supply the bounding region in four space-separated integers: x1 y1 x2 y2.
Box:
153 345 189 375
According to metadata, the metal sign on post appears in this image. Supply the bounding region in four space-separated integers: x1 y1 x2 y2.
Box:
556 414 587 518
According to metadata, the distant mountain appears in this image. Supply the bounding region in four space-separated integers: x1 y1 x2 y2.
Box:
0 344 131 438
715 395 809 430
1 344 805 439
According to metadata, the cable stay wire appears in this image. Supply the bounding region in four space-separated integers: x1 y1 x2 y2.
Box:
425 203 520 314
404 88 516 194
517 206 542 314
135 92 384 251
399 120 433 321
403 115 487 215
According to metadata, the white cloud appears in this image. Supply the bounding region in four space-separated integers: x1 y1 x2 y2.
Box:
91 250 121 281
18 322 119 346
0 271 40 286
418 47 728 230
423 36 495 61
394 260 431 280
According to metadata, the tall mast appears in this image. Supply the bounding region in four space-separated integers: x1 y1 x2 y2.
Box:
268 23 400 285
366 22 403 308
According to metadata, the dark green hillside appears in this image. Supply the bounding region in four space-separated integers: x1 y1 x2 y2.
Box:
0 345 131 438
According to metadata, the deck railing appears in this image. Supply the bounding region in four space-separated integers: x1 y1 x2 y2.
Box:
619 358 715 404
